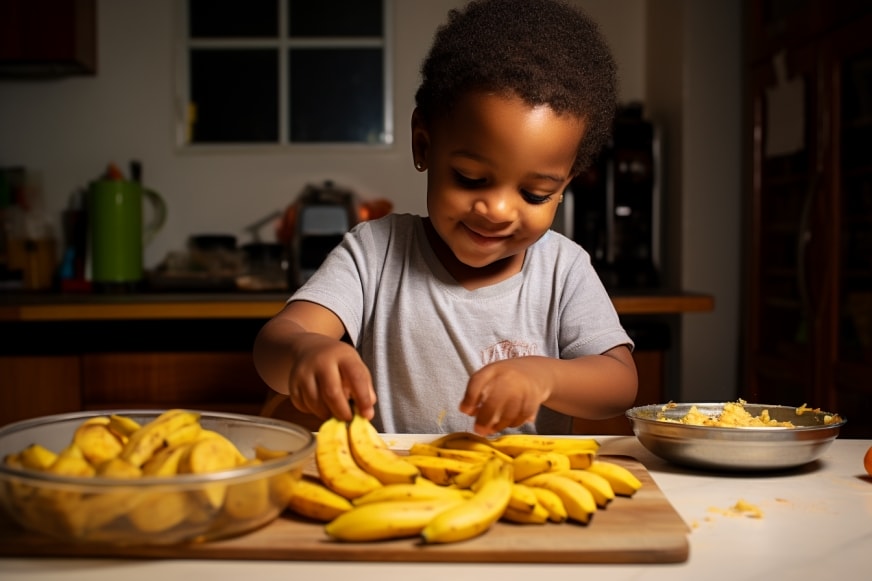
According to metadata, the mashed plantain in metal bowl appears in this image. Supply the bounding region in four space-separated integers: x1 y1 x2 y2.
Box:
625 401 846 471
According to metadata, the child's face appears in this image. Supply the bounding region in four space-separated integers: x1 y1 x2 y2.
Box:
413 92 584 278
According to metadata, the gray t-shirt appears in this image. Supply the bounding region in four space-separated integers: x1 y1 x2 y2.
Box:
290 213 632 434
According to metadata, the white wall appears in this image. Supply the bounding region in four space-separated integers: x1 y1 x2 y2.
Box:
0 0 740 403
643 0 742 403
0 0 645 268
678 1 742 402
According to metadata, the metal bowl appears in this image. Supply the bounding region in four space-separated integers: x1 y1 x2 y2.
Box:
625 402 847 471
0 410 315 545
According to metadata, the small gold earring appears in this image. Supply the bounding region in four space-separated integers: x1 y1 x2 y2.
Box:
558 194 564 203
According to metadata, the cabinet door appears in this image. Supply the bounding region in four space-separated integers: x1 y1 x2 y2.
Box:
81 352 270 416
0 0 96 77
823 14 872 437
0 356 82 426
747 0 870 65
745 42 824 407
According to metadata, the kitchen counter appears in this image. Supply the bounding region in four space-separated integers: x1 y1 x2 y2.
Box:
0 290 711 429
0 290 714 321
1 435 869 581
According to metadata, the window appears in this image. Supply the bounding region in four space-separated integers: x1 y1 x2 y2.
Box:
177 0 392 147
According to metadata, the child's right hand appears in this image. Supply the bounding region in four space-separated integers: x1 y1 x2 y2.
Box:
253 301 377 423
285 332 377 422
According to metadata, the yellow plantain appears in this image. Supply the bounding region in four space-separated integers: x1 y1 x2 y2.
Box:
119 409 201 467
127 491 191 533
511 450 571 481
427 431 493 448
586 460 642 496
223 459 272 520
39 453 95 519
401 454 475 486
353 483 471 506
179 435 242 508
428 432 514 463
73 422 125 466
107 414 142 438
420 458 513 544
520 472 596 524
180 434 242 473
47 453 95 478
56 443 85 461
61 486 145 537
325 498 465 541
97 457 142 478
287 476 354 522
18 444 58 471
507 482 540 512
141 443 191 476
489 434 600 456
163 422 203 448
451 462 486 489
348 412 420 485
531 485 568 523
408 442 493 464
193 430 248 463
562 449 595 470
502 502 549 524
254 445 290 461
554 469 615 507
315 417 382 499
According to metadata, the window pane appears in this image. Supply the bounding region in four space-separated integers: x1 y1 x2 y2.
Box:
289 48 384 143
289 0 383 37
190 49 279 143
189 0 278 38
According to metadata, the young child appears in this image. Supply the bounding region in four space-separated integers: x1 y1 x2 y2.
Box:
254 0 637 435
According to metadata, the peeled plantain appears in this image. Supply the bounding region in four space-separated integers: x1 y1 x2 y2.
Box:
2 411 282 541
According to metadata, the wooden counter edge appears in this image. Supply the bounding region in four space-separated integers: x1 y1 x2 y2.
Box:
0 293 714 321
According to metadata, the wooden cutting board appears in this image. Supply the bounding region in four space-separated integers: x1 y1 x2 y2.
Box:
0 455 689 563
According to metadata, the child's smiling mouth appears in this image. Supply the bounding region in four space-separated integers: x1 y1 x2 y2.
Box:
463 223 512 246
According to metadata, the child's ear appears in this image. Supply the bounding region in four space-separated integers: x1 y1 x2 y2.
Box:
410 108 430 171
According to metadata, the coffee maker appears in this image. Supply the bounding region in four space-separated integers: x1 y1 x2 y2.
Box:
567 103 661 289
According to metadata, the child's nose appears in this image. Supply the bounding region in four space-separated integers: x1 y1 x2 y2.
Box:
472 188 516 222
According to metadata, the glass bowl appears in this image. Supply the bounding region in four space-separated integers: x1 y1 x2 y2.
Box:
0 409 315 545
626 402 846 471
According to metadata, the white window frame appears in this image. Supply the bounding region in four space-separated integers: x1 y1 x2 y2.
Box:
173 0 394 151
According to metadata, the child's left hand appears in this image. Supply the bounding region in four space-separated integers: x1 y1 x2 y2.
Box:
459 357 554 435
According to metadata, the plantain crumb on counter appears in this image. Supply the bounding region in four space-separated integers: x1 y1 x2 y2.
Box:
707 499 764 519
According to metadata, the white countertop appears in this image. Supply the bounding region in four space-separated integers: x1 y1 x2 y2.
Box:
2 435 871 581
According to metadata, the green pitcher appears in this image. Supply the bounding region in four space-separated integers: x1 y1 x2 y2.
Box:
88 179 166 286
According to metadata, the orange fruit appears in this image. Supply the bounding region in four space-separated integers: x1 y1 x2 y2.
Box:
865 445 872 477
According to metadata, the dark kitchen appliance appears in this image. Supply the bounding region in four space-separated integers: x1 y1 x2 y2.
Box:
567 104 661 289
280 181 361 289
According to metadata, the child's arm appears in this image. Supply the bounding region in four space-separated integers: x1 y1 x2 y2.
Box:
253 300 377 422
459 345 638 435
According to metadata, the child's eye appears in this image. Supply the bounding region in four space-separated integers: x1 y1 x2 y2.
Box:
453 170 485 188
522 190 551 205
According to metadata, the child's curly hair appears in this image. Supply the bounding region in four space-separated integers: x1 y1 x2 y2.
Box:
415 0 618 175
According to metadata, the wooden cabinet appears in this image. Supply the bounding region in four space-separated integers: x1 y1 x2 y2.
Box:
0 293 711 432
1 348 665 435
0 319 274 427
744 3 872 437
0 351 272 427
0 356 82 426
0 0 96 77
748 0 867 60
